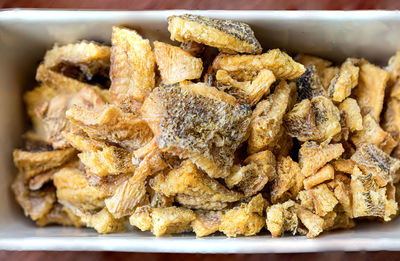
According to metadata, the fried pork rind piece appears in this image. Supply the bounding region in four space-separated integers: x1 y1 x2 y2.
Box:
387 51 400 84
248 81 293 154
81 208 125 233
271 156 302 203
351 166 398 221
351 114 397 154
266 200 298 237
327 58 359 102
219 194 265 237
226 150 276 197
53 167 107 213
303 164 335 190
295 54 332 78
66 104 153 151
192 211 223 237
180 41 206 57
321 66 340 90
351 144 400 187
13 148 76 179
78 145 135 176
153 41 203 84
383 98 400 142
110 26 155 108
312 96 341 142
296 207 325 238
299 142 344 178
338 98 363 132
327 174 353 217
43 41 111 80
129 206 196 236
11 173 56 221
212 49 306 80
36 203 83 227
151 160 242 210
332 159 355 174
296 65 327 101
354 60 390 120
299 183 338 217
141 83 251 178
168 14 262 54
62 131 106 152
216 69 276 106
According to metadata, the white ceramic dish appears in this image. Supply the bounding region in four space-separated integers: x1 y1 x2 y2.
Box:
1 9 400 253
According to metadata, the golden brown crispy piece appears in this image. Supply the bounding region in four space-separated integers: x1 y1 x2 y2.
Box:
327 174 353 217
13 148 76 179
303 164 335 190
154 41 203 84
321 66 340 90
266 200 298 237
309 184 338 216
351 166 397 221
387 51 400 84
66 104 153 151
219 194 265 237
383 98 400 142
141 83 251 178
43 41 111 80
213 49 306 80
351 114 397 154
216 69 276 106
129 206 195 236
180 41 206 57
332 159 355 174
53 167 107 213
78 146 135 176
11 173 56 221
338 98 363 132
296 65 326 100
354 60 390 120
271 156 302 203
296 207 325 238
62 131 106 152
299 141 344 178
327 58 359 102
226 150 276 197
351 144 400 187
295 54 332 78
81 208 125 233
151 160 242 209
110 26 155 108
248 80 293 154
36 203 84 227
192 210 223 237
168 14 262 54
311 96 341 142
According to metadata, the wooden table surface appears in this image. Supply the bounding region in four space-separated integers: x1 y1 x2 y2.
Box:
1 0 400 260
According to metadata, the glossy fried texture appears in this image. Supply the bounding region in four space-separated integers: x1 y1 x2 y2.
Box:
266 200 298 237
168 14 262 54
192 210 223 237
295 54 332 78
327 58 359 102
110 26 155 109
213 49 306 80
296 65 326 100
142 83 251 178
338 98 363 132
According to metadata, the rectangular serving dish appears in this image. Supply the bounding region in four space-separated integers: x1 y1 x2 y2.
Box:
1 9 400 253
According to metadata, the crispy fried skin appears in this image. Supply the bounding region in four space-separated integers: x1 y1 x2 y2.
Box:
266 200 298 237
271 156 302 203
192 211 223 237
338 98 363 132
327 58 359 102
36 204 84 227
168 14 262 54
296 65 326 101
303 164 335 190
383 98 400 142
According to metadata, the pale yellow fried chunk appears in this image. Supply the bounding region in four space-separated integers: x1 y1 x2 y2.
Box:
387 51 400 84
78 146 135 176
151 160 242 208
320 66 340 90
168 14 262 54
354 60 390 120
338 98 363 132
351 114 397 154
154 41 203 84
303 164 335 190
213 49 306 80
296 207 325 238
129 206 195 236
248 80 293 154
216 69 276 106
295 54 332 78
327 174 353 217
299 142 344 178
383 98 400 142
110 26 155 107
271 156 302 203
311 96 341 142
328 58 359 102
43 41 110 79
36 204 84 227
192 211 223 237
53 167 107 213
351 166 397 221
219 194 265 237
13 148 76 179
81 208 125 233
62 131 106 152
266 200 298 237
66 104 153 151
332 159 355 174
309 183 338 216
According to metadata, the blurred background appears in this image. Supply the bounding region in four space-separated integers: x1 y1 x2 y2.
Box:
1 0 400 260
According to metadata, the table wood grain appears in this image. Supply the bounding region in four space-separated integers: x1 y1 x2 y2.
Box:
1 0 400 260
